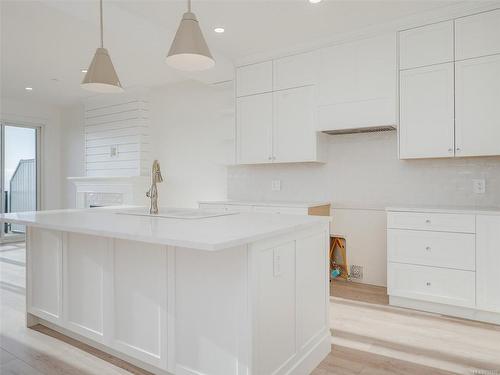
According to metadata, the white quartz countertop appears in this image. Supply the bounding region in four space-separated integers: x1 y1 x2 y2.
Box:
199 200 331 208
0 207 330 251
386 206 500 215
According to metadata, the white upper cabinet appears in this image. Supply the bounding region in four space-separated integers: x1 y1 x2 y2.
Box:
455 9 500 60
455 54 500 157
236 61 273 97
273 51 318 91
317 33 397 131
399 21 454 69
235 53 325 164
273 86 316 162
236 93 273 164
399 63 455 159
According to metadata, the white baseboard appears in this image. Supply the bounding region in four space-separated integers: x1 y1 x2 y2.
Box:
390 296 500 325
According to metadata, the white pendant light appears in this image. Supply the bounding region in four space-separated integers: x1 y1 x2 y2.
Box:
81 0 123 93
166 0 215 71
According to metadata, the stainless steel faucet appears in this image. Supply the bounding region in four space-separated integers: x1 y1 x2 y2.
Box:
146 160 163 214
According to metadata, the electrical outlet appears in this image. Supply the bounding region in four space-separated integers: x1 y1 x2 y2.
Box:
473 179 486 194
350 265 363 280
271 180 281 191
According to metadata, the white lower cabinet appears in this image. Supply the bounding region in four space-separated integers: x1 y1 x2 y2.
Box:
64 233 109 342
112 239 168 369
388 263 475 308
387 209 500 324
255 241 296 375
476 215 500 313
27 224 330 374
253 231 328 375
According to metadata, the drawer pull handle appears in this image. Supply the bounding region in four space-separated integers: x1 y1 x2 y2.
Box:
426 282 431 286
425 246 431 251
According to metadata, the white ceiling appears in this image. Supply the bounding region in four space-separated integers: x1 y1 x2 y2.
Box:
0 0 477 107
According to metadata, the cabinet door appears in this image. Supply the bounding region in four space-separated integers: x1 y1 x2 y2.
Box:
455 9 500 60
399 63 455 159
455 54 500 157
27 228 62 324
273 51 318 90
112 239 167 369
399 21 454 69
64 233 109 343
273 86 316 162
236 61 272 97
318 33 396 131
236 93 273 164
476 215 500 313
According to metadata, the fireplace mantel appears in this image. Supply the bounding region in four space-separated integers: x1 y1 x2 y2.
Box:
68 176 149 208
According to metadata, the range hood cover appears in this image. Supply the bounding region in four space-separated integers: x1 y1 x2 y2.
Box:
322 125 396 135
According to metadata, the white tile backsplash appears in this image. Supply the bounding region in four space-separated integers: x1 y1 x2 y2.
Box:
228 131 500 210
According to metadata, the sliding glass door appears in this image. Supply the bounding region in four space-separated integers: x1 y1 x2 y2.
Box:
0 122 41 242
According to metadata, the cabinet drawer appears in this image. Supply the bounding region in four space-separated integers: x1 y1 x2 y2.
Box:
387 229 475 271
387 211 475 233
388 263 475 308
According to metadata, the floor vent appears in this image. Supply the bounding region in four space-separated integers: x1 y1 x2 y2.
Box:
350 265 363 280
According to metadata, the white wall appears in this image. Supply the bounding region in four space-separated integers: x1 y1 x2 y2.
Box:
59 80 235 209
1 97 63 210
228 132 500 286
148 81 234 208
60 103 85 208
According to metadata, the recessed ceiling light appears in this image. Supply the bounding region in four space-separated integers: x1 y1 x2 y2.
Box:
25 87 33 91
309 0 322 3
81 69 88 73
214 27 225 33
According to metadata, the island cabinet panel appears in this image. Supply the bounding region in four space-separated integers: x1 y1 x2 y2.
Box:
174 246 248 375
296 233 328 350
27 228 63 324
112 239 168 369
63 233 109 342
254 241 296 375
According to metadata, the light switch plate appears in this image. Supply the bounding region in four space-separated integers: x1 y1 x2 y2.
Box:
472 179 486 194
271 180 281 191
273 249 282 277
110 145 118 158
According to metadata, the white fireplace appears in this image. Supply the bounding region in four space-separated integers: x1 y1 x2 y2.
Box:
68 176 149 209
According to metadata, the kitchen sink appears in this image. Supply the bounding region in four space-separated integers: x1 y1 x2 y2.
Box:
115 207 238 219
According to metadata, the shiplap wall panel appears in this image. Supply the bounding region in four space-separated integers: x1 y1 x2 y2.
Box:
84 92 150 177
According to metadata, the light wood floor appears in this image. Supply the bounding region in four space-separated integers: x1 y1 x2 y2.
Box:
1 242 499 375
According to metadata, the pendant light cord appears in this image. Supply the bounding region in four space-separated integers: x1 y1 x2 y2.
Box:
187 0 191 12
100 0 104 48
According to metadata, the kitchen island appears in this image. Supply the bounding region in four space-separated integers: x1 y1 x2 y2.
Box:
0 207 331 375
